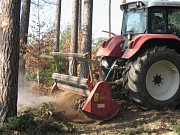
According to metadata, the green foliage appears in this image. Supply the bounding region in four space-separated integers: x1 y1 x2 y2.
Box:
173 125 180 134
4 107 37 135
93 37 106 46
4 103 74 134
41 102 54 112
39 61 56 85
26 58 68 85
60 24 71 50
40 59 69 85
42 60 68 76
92 37 106 52
41 121 74 133
26 71 37 81
41 122 63 133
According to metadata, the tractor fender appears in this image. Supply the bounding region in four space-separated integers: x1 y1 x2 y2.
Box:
96 35 125 57
122 34 180 59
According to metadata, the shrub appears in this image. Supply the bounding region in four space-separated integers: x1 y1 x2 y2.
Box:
4 103 74 134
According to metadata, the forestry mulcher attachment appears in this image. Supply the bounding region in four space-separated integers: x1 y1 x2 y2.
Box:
50 0 180 120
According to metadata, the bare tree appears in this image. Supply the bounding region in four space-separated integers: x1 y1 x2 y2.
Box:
54 0 61 52
19 0 31 91
54 0 62 73
78 0 82 53
78 0 82 35
109 0 111 37
32 0 45 85
0 0 21 125
69 0 79 76
79 0 93 78
37 0 41 85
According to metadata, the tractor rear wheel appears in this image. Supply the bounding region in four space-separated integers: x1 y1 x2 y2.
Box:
124 46 180 109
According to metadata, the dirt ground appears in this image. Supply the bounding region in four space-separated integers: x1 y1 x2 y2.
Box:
67 96 180 135
2 91 180 135
43 91 180 134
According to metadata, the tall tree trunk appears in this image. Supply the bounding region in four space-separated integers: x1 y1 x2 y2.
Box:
78 0 82 35
78 0 82 54
19 0 31 91
69 0 79 76
54 0 61 52
79 0 93 78
0 0 21 125
20 0 31 45
37 0 40 85
54 0 62 73
109 0 111 37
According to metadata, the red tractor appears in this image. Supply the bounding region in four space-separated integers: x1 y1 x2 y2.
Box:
50 0 180 120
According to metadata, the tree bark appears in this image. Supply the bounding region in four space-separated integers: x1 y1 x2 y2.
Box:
78 0 82 35
79 0 93 78
54 0 61 52
69 0 79 76
109 0 111 37
19 0 31 91
54 0 62 73
0 0 21 126
20 0 31 44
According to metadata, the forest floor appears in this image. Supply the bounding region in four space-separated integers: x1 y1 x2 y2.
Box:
71 98 180 135
1 91 180 135
52 92 180 135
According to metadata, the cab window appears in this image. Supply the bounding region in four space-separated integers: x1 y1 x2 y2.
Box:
151 9 166 33
168 9 180 37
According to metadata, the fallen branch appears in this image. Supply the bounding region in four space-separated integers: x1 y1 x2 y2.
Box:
35 111 52 132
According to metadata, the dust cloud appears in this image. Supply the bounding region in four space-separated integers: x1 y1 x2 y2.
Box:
18 58 91 122
18 58 53 110
17 78 91 122
17 83 53 110
53 92 85 121
17 86 91 122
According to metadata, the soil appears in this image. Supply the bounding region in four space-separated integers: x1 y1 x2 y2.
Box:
1 91 180 135
71 102 180 134
52 92 180 135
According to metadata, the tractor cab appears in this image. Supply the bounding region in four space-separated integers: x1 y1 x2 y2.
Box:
120 0 180 43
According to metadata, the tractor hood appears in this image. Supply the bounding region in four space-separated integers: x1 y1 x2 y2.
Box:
96 36 125 57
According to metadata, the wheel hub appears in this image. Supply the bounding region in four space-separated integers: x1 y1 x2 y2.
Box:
146 60 179 101
152 74 163 86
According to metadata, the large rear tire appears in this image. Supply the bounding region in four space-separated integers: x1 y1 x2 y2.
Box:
124 46 180 109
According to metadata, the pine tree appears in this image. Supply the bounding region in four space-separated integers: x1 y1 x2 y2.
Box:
0 0 21 125
79 0 93 78
69 0 79 76
19 0 31 91
54 0 62 73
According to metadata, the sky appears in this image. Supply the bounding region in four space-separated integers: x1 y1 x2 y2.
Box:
30 0 124 39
